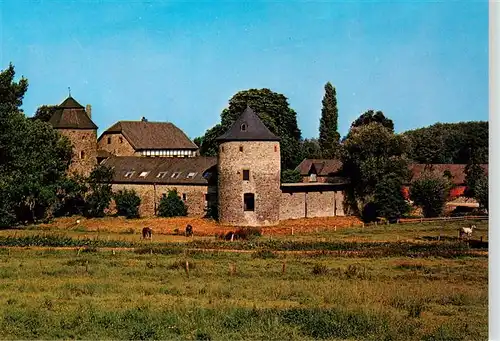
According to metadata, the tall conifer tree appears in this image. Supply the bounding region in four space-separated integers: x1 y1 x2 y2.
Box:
319 82 340 158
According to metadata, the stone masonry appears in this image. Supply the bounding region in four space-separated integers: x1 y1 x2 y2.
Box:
111 183 211 217
98 133 136 156
217 141 281 226
59 129 97 177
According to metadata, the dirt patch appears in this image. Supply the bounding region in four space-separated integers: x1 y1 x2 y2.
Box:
35 216 363 237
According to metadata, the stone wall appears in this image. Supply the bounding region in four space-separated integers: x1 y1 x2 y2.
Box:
279 189 345 220
218 141 281 226
59 129 97 177
98 133 136 156
111 183 213 217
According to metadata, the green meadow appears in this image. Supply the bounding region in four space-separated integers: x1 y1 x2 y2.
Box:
0 220 488 340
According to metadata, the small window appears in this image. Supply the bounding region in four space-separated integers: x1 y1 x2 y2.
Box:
157 171 168 178
182 193 187 201
80 151 85 159
274 145 277 152
310 173 317 182
107 137 111 144
243 169 250 181
244 193 255 211
221 146 224 152
186 172 197 179
139 171 149 178
239 146 243 152
240 123 247 132
119 136 123 144
124 171 135 178
171 172 180 179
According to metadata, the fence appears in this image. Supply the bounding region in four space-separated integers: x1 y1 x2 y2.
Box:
361 215 488 228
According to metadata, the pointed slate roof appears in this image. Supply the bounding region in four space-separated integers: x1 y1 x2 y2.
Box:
48 96 98 130
215 106 280 142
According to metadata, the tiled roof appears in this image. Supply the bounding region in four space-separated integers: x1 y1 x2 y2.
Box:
102 156 217 185
99 121 198 150
297 159 489 186
295 159 343 176
408 164 488 185
48 96 98 130
216 106 280 142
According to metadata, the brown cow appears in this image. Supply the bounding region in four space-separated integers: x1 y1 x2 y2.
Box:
142 227 153 240
185 224 193 237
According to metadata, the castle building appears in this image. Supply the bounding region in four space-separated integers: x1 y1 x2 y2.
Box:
49 94 484 226
97 119 198 158
48 96 98 177
216 106 282 226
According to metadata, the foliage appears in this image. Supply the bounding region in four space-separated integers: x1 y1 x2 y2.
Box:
84 165 113 218
157 189 188 217
341 121 410 216
464 162 486 198
32 105 58 122
350 110 394 132
300 138 322 159
404 121 488 164
373 174 410 222
53 175 88 217
197 88 303 169
113 189 141 219
319 82 340 158
197 124 226 157
410 172 451 218
474 175 488 211
0 64 72 226
281 169 301 183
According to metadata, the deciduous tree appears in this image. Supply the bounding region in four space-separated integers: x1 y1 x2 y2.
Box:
198 88 303 170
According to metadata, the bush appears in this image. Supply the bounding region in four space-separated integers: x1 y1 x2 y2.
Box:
113 189 141 219
410 172 451 218
157 189 188 217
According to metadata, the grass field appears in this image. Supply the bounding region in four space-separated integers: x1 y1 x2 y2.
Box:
0 218 489 340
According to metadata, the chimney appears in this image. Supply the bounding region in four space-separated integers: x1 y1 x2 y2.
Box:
85 104 92 118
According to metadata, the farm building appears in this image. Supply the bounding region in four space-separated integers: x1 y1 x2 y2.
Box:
48 94 486 226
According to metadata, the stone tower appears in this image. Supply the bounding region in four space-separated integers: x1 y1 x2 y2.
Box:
48 95 98 177
216 106 281 226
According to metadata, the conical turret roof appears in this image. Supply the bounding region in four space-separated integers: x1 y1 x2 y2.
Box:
215 106 280 142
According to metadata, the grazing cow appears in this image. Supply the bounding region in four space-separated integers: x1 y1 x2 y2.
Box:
459 224 476 239
142 227 153 240
224 231 240 241
185 224 193 237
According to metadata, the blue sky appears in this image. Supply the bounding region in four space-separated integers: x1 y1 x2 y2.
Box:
0 0 488 140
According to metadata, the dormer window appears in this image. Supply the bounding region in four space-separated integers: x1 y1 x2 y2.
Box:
310 173 317 183
124 171 135 178
157 171 168 178
240 123 247 132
